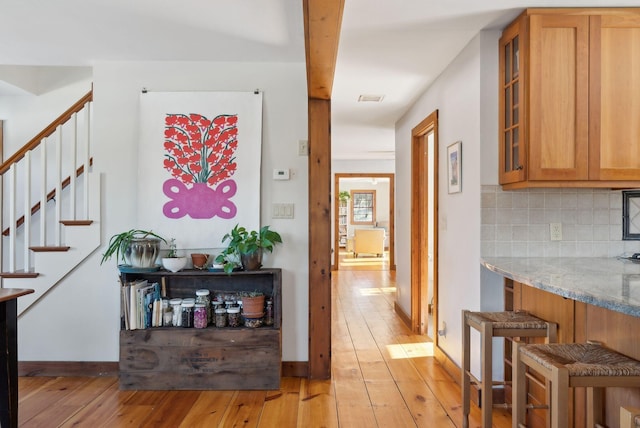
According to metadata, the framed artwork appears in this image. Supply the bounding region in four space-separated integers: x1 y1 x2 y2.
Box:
622 190 640 240
138 91 263 249
447 141 462 194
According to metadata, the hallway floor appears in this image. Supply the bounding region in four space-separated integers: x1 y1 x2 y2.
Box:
17 270 510 427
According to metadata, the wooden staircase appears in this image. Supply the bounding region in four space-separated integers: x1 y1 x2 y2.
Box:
0 90 100 315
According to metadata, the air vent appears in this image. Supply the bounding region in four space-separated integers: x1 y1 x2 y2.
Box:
357 94 384 102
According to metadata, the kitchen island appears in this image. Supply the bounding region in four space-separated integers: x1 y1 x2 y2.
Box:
481 257 640 428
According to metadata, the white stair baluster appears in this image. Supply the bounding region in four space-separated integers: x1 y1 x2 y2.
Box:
83 102 91 220
40 140 47 246
55 126 62 246
70 112 77 221
8 164 16 273
23 151 31 272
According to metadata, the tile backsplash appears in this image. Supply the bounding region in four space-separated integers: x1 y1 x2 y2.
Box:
481 185 640 258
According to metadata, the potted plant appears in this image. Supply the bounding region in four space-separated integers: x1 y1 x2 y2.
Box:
339 190 350 202
101 229 166 268
161 238 187 272
240 291 265 318
215 224 283 273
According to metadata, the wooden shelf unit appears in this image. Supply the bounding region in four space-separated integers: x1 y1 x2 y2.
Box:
119 268 282 391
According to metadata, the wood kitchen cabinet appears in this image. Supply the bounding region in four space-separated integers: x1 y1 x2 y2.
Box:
499 8 640 189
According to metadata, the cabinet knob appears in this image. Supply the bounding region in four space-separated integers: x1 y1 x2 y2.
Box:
515 165 523 171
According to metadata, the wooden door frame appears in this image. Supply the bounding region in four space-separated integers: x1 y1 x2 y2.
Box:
333 173 395 270
411 110 439 337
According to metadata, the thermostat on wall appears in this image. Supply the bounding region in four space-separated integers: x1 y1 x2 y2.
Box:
273 169 290 180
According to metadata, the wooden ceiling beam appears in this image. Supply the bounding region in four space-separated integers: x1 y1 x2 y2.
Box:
303 0 344 100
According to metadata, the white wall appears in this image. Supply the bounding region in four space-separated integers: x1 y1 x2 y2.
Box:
395 31 500 368
0 76 92 154
17 61 310 362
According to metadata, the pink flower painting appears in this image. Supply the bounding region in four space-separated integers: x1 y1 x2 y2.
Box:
162 113 239 219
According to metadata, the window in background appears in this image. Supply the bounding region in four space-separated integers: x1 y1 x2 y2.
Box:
351 190 376 225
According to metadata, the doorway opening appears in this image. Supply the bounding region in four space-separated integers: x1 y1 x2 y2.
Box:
411 110 439 340
333 173 395 271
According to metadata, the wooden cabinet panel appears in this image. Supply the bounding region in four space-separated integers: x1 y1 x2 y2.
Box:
499 8 640 189
517 282 575 343
590 14 640 180
529 15 589 181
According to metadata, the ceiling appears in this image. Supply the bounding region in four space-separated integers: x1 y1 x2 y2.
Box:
1 0 640 160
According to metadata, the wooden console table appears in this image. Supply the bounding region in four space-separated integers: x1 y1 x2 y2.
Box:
118 269 281 390
0 288 34 428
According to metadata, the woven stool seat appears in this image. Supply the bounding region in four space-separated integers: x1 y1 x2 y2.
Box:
462 310 557 428
521 343 640 377
514 342 640 428
465 311 551 330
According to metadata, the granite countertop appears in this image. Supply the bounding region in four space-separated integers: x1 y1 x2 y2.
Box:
481 257 640 317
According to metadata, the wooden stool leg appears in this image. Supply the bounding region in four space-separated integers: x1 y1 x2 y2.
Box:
481 320 493 428
551 365 569 428
462 311 470 428
546 322 557 344
512 341 526 428
587 387 604 427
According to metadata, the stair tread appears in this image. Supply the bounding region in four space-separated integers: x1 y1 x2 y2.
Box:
30 246 71 252
60 220 93 226
0 271 39 278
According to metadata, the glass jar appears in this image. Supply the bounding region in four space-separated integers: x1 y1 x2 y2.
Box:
264 299 274 326
227 306 241 327
195 289 212 325
214 308 227 328
181 300 195 328
169 298 183 327
194 303 207 329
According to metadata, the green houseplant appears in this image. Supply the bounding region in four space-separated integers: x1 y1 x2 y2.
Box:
161 238 188 272
101 229 166 268
215 225 283 273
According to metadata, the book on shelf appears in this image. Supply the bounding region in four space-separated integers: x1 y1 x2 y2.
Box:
121 279 161 330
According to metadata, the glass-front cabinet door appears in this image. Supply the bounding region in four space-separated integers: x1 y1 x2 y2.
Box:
499 18 526 184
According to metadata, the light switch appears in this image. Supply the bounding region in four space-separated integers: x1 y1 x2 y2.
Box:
272 203 294 219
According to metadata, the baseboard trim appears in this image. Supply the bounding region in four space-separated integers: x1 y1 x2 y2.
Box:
19 361 119 377
394 301 412 330
19 360 310 379
281 361 308 377
433 345 505 406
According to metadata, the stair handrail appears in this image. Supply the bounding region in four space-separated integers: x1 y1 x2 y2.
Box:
0 90 93 176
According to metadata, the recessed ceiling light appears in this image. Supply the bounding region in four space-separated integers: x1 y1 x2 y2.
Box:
357 94 384 102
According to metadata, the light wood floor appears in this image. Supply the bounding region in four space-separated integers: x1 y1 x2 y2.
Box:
18 270 510 427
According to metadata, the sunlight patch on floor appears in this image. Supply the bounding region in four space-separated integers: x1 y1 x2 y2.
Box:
386 341 434 359
358 287 396 296
340 258 388 266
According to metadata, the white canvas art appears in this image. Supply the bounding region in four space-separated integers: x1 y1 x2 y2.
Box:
138 91 263 250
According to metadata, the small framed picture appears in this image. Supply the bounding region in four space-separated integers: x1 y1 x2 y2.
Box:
447 141 462 194
623 190 640 240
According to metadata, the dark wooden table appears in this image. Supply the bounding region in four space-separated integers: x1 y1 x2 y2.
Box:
0 288 33 428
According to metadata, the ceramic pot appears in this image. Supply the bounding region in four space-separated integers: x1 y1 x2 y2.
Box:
240 250 263 271
161 257 187 272
191 253 209 269
242 295 265 319
124 238 161 268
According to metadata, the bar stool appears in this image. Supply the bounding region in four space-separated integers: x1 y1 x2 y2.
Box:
462 310 557 428
513 342 640 428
